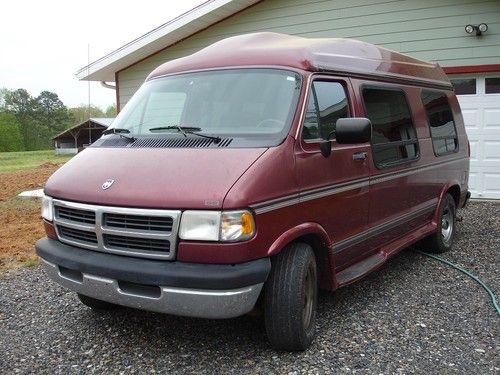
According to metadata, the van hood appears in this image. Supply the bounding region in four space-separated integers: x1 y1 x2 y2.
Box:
44 147 267 209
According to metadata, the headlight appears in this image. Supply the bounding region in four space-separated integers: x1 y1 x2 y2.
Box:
179 210 255 242
41 195 53 221
179 210 221 241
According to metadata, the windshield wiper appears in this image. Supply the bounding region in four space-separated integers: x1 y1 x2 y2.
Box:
149 125 202 133
149 125 221 144
102 128 136 142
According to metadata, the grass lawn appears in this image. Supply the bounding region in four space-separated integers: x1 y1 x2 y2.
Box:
0 150 73 172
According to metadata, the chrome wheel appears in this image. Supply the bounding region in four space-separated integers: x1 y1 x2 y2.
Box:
441 205 454 244
302 262 316 330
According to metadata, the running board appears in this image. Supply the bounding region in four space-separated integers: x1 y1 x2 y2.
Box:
336 253 385 287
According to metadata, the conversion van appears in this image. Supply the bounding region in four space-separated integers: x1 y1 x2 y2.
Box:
36 33 470 351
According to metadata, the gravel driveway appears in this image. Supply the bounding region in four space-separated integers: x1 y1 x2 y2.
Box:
0 201 498 374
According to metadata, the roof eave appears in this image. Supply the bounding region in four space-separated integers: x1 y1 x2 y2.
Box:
76 0 261 82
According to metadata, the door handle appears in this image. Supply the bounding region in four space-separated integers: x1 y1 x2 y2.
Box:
352 152 368 161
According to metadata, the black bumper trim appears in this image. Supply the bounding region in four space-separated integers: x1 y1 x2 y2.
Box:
36 237 270 290
462 191 471 208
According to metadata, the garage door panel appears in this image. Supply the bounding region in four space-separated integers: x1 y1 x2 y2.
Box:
468 140 480 162
484 109 500 129
453 74 499 200
484 141 500 161
462 109 480 128
468 172 479 195
484 173 500 199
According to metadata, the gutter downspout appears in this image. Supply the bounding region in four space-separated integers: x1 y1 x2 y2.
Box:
100 81 116 90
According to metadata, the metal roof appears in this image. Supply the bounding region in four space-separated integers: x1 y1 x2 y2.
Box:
76 0 261 82
52 118 115 140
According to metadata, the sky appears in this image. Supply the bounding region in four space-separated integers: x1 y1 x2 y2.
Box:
0 0 206 110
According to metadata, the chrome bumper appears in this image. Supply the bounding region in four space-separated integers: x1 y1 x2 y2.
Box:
42 259 263 319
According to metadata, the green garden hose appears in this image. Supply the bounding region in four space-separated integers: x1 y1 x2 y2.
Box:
412 249 500 317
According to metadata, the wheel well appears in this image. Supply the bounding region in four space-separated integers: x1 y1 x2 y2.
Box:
291 234 333 290
447 185 461 206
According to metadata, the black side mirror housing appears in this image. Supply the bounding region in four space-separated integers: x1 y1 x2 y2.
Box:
320 140 331 158
336 118 372 144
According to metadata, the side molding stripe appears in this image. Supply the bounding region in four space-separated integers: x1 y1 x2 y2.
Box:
250 157 465 214
331 201 437 253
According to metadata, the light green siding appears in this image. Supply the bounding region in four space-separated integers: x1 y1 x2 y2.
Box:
118 0 500 108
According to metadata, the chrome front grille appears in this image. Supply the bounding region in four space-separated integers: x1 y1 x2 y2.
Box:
58 226 98 245
53 199 181 260
56 206 96 225
103 213 173 232
104 234 171 252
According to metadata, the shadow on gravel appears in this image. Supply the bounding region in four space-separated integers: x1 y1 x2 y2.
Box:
74 248 421 353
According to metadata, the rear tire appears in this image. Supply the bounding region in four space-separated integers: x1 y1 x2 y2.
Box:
264 242 317 351
77 293 120 311
420 193 456 254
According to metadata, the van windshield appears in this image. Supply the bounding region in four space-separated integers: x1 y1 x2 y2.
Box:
108 69 302 147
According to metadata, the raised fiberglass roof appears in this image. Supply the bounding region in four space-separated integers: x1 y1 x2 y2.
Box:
148 32 451 88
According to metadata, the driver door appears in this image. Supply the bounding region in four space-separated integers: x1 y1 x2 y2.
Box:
295 77 371 271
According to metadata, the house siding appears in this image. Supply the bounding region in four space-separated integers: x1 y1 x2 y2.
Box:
118 0 500 108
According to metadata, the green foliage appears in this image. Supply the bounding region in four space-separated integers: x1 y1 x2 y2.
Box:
1 88 74 150
0 87 115 151
105 104 117 117
0 150 73 172
0 112 24 151
68 105 106 124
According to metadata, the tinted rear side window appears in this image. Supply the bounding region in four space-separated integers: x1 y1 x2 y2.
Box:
421 91 458 155
362 88 419 167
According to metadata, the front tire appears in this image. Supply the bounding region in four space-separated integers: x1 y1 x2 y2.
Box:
264 242 317 351
421 193 457 253
77 293 120 311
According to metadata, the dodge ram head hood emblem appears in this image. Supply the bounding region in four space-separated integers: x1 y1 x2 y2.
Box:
101 179 115 190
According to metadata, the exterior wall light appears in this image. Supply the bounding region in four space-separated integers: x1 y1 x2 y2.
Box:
465 23 488 36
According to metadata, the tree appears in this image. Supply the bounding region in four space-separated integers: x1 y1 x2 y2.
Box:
1 88 73 150
105 104 116 117
3 88 33 114
0 88 9 109
37 91 65 117
0 111 24 151
34 91 72 133
68 105 106 124
3 88 37 149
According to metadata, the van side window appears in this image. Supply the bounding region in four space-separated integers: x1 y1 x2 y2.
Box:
362 88 419 167
302 81 349 140
421 91 458 155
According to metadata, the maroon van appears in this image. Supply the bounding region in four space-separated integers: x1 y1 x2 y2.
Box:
36 33 470 351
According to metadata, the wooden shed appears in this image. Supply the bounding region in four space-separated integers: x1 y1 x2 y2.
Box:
52 117 114 154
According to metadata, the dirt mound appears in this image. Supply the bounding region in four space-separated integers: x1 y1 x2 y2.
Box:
0 163 62 201
0 199 43 270
0 163 64 270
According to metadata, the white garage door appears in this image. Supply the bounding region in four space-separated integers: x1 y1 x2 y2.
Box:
450 74 500 200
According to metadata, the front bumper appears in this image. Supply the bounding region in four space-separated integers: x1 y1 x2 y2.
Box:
36 237 270 319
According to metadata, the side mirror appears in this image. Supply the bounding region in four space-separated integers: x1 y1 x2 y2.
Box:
320 140 331 158
335 118 372 144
